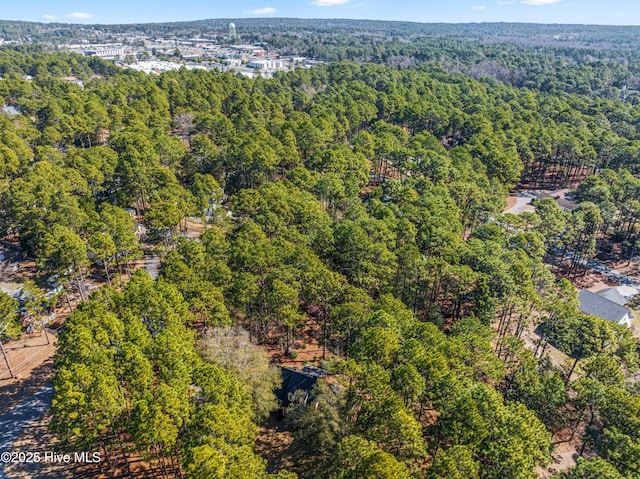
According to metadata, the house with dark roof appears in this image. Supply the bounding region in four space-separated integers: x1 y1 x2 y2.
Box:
578 289 633 328
538 192 578 212
274 367 318 416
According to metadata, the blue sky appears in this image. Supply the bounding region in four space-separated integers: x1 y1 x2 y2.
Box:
4 0 640 25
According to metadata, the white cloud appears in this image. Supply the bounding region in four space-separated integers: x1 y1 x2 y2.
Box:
311 0 350 6
42 14 56 20
473 5 487 9
246 7 277 14
521 0 562 5
497 1 515 4
65 12 94 19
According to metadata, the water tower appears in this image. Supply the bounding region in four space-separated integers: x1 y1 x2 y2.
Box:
228 22 237 41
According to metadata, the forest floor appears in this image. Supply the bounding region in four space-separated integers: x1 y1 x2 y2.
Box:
565 267 628 294
520 326 583 477
255 414 295 474
183 217 207 239
536 429 584 478
5 411 173 479
263 320 338 368
0 332 57 411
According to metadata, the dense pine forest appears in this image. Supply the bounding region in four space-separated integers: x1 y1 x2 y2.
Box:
0 20 639 479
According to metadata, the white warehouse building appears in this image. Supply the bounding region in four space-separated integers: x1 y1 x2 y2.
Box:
247 59 285 70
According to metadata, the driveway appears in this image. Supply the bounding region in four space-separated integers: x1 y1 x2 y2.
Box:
506 195 536 214
143 254 161 280
559 249 640 288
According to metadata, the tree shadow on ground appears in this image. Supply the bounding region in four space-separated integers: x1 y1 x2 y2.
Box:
0 358 54 416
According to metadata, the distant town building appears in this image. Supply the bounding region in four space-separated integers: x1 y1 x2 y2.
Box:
228 23 236 40
247 59 285 70
84 49 126 59
221 58 242 66
125 60 207 75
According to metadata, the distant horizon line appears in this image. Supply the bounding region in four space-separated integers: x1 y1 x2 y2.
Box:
1 17 640 28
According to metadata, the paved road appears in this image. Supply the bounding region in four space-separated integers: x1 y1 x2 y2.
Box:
557 249 640 288
143 254 161 280
0 383 54 478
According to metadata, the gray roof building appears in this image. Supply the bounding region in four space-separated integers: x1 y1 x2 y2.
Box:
596 287 628 306
578 289 633 328
1 105 20 116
